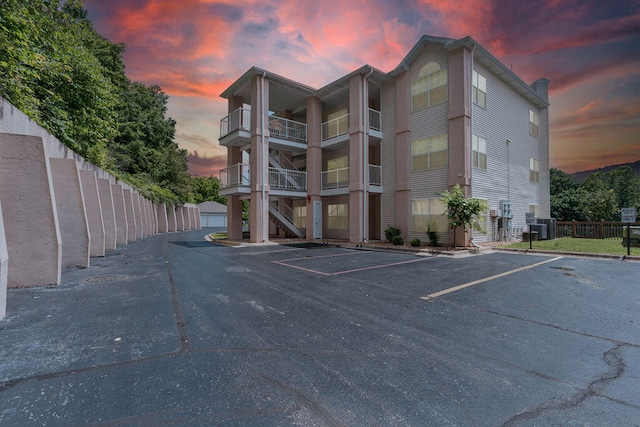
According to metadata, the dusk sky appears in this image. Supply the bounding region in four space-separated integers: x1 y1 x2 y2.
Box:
84 0 640 176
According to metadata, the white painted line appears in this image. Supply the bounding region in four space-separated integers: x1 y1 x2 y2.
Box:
421 256 564 301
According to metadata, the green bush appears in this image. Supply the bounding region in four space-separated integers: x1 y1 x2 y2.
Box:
427 230 440 247
410 238 421 247
385 226 402 242
391 235 404 245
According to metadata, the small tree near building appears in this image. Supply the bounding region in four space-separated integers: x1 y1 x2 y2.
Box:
441 185 488 248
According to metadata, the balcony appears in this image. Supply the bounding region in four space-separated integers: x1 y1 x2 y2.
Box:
268 167 307 194
220 108 251 138
321 165 382 193
219 163 250 195
268 116 307 144
322 114 350 141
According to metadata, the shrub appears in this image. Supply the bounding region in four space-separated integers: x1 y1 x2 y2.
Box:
384 226 402 242
410 238 421 247
391 235 404 245
427 230 439 247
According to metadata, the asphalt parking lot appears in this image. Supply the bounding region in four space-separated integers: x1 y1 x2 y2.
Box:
1 229 639 426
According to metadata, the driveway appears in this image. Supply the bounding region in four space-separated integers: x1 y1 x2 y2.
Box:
1 230 638 425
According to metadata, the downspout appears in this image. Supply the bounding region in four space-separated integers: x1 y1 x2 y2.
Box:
261 71 267 242
362 67 374 243
469 43 476 245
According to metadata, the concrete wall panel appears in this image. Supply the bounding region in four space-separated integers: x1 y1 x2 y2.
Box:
133 192 143 239
97 179 117 250
0 200 8 319
157 204 168 233
176 207 185 231
50 158 90 267
79 171 105 257
123 189 137 242
167 206 177 232
0 133 61 287
111 184 128 245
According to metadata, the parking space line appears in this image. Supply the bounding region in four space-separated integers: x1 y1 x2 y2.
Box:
333 257 432 276
421 256 563 301
271 260 333 276
278 251 367 263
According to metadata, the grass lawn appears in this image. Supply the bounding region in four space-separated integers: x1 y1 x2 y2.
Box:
210 231 227 239
504 237 640 256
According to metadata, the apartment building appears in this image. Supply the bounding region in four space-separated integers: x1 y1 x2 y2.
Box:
218 35 550 245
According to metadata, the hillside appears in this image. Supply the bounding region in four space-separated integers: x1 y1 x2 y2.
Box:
571 159 640 181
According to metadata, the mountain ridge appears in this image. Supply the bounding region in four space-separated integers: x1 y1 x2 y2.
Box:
570 159 640 181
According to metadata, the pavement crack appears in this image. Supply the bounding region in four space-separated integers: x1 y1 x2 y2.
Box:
257 372 348 427
164 257 191 352
502 344 627 426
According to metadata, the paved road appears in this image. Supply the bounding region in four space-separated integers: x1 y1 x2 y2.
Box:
1 230 639 425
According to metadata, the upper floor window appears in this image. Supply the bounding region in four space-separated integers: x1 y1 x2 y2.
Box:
412 61 448 112
529 110 539 138
472 135 487 170
530 158 539 183
473 70 487 108
412 134 448 171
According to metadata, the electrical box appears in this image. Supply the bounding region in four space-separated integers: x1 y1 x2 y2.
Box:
490 209 498 218
499 200 512 219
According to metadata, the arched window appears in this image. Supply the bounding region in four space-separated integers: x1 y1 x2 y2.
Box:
411 61 448 112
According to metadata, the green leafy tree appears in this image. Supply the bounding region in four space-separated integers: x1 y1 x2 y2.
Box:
440 185 488 247
189 176 227 204
607 166 640 217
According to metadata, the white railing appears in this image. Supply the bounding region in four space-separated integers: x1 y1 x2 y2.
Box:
369 108 381 132
369 164 381 186
321 113 350 140
219 163 250 188
220 108 251 138
268 116 307 143
321 167 349 190
268 167 307 191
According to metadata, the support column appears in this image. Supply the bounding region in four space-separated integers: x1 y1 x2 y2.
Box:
306 96 323 240
349 74 365 243
0 134 61 287
98 179 117 250
79 170 105 257
0 200 8 319
249 74 270 243
447 46 473 247
395 71 411 242
111 184 128 245
123 189 137 242
157 203 168 233
50 158 90 268
532 78 551 218
227 95 245 240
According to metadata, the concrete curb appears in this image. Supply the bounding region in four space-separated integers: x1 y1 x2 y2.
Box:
494 247 640 261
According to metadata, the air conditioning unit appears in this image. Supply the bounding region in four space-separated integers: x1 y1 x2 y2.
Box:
530 224 547 240
536 218 556 240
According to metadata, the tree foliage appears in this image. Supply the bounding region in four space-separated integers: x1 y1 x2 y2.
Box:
0 0 192 202
440 185 488 246
551 166 640 221
188 176 227 205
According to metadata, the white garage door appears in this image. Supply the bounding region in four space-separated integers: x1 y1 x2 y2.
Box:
200 214 227 228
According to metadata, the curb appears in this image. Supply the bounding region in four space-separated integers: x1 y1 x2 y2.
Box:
494 247 640 261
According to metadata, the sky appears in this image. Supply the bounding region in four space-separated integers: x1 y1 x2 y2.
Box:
84 0 640 176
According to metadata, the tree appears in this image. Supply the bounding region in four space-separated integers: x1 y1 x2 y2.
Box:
440 185 488 247
607 166 640 217
189 176 227 204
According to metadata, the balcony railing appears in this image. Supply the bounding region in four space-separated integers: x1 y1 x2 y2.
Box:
220 108 251 138
321 167 350 190
268 116 307 143
369 164 382 186
219 163 250 189
369 108 381 132
268 167 307 191
321 114 350 141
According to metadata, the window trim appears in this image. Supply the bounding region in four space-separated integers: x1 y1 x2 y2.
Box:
472 70 487 109
472 134 487 170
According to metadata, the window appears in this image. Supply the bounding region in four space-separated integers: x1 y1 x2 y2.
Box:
472 135 487 170
529 109 539 138
529 204 540 217
325 155 349 187
530 158 539 183
473 70 486 108
412 61 448 112
327 203 348 229
293 205 306 229
412 199 447 232
412 134 448 171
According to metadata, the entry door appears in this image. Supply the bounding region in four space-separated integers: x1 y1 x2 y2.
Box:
313 201 322 239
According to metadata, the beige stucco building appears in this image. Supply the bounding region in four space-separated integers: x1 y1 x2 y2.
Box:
218 35 550 245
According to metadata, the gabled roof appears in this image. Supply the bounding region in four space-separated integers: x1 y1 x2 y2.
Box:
198 201 227 214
